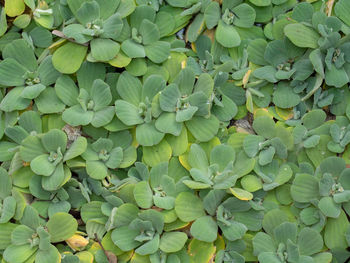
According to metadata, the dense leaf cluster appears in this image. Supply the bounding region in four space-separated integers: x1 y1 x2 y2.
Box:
1 0 350 263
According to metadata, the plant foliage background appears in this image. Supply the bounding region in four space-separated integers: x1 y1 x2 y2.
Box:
1 0 350 262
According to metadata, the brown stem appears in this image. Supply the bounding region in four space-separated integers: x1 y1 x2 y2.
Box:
51 30 89 46
94 233 117 263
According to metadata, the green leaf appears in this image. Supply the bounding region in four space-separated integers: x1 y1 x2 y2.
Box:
140 19 160 45
115 100 143 126
204 2 220 29
159 232 188 253
20 84 46 99
90 39 120 61
52 42 88 74
111 226 140 251
63 137 87 161
291 174 319 203
11 225 35 245
0 223 17 250
54 76 79 106
241 175 262 192
0 58 26 86
262 209 288 235
145 41 171 63
253 232 276 255
0 167 12 199
185 115 219 142
136 122 164 146
302 109 326 130
284 23 319 48
215 20 241 48
249 0 271 6
232 4 256 28
76 1 100 25
47 212 78 243
35 245 60 263
114 203 139 227
212 95 238 122
30 154 55 176
13 14 30 29
20 135 46 162
135 233 159 255
0 196 16 223
63 105 94 126
3 244 37 263
35 88 66 114
90 79 112 111
335 0 350 27
253 116 276 139
86 160 108 180
0 87 31 112
273 222 297 245
188 144 208 171
243 135 264 158
143 140 172 167
190 216 218 242
105 147 123 169
324 210 349 249
210 144 235 171
41 163 67 191
42 129 67 153
155 112 182 136
273 82 300 109
258 252 281 263
175 192 205 222
133 181 153 209
121 39 146 58
3 39 37 72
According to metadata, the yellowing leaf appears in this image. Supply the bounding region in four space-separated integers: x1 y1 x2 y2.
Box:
109 51 131 68
66 235 89 251
179 153 191 171
188 239 216 263
275 107 294 120
76 251 94 263
230 187 253 200
5 0 25 17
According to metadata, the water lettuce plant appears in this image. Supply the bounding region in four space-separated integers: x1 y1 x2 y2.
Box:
1 0 350 262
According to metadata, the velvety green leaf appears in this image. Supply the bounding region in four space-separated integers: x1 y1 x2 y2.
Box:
86 160 108 180
143 140 172 167
159 232 188 253
3 39 37 72
175 192 205 222
145 41 171 63
233 4 256 28
298 228 323 256
324 210 349 249
215 20 241 48
185 115 219 142
35 88 66 114
136 122 164 146
133 181 153 209
284 23 319 48
3 244 37 263
0 58 26 86
115 100 143 126
91 39 120 61
190 216 218 242
52 42 88 74
63 105 94 126
47 212 78 243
